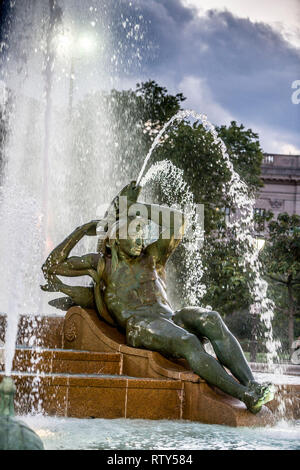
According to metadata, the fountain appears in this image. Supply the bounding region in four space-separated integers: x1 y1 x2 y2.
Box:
137 110 282 370
0 376 44 449
0 0 299 450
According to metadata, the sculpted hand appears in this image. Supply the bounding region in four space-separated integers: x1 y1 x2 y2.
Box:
41 275 63 292
119 181 142 205
105 181 142 220
83 220 100 236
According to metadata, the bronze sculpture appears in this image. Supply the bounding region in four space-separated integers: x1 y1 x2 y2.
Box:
0 377 44 450
41 181 274 414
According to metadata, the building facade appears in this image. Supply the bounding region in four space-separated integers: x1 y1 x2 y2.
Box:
256 153 300 217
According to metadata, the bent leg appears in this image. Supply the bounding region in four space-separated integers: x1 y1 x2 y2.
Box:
173 307 255 387
126 312 247 402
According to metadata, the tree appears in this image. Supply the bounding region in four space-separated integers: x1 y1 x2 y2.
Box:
199 238 253 316
261 213 300 353
216 122 264 196
136 80 186 125
150 119 263 230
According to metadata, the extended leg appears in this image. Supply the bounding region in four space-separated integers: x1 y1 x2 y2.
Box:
126 313 248 402
173 307 255 387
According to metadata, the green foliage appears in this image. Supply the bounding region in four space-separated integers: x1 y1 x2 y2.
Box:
266 281 300 351
149 118 263 231
150 121 232 233
261 213 300 350
216 122 264 195
136 80 186 124
253 209 274 233
200 239 253 316
150 117 264 313
262 213 300 283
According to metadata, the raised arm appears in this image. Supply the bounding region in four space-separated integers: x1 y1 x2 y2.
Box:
42 220 101 284
128 201 186 264
112 180 186 264
43 181 141 281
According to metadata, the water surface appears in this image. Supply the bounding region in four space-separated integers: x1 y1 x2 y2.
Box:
21 415 300 450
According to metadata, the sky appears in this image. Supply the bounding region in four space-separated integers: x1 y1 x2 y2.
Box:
183 0 300 48
118 0 300 154
0 0 300 154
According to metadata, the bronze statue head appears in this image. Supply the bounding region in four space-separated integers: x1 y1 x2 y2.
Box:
99 217 147 271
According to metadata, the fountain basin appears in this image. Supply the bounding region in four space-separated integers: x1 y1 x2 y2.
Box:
0 308 299 426
0 370 277 426
19 415 300 450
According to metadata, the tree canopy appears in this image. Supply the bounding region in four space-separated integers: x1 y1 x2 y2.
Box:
261 213 300 351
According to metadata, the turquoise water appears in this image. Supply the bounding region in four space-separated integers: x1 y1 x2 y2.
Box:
21 416 300 450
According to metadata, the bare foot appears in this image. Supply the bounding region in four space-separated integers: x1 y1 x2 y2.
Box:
243 382 275 414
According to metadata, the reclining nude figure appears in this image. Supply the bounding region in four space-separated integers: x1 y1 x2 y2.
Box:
41 181 274 414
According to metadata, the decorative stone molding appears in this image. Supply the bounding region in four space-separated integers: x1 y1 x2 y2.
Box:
63 319 77 343
269 199 284 210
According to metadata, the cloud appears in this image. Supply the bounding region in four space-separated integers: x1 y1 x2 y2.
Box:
182 0 300 49
127 0 300 151
280 143 300 154
178 75 234 126
249 121 300 154
1 0 299 153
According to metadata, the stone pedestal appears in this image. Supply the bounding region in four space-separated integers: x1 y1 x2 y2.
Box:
1 308 299 426
60 306 276 426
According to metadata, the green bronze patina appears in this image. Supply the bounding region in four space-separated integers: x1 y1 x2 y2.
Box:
41 181 275 414
0 377 44 450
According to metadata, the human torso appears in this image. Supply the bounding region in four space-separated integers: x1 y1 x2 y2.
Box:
103 252 173 326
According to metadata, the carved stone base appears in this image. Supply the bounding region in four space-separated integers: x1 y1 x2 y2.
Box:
61 307 278 426
2 308 299 426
